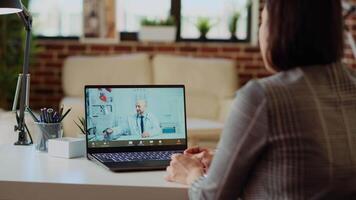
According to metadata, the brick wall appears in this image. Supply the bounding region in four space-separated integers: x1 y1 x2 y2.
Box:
29 1 356 110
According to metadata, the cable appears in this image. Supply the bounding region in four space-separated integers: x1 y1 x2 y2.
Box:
24 123 33 145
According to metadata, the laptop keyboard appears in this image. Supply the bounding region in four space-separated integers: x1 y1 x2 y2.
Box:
92 150 182 163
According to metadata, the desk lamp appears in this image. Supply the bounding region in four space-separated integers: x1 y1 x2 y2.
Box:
0 0 33 145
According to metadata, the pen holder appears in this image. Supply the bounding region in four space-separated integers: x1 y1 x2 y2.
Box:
34 122 63 152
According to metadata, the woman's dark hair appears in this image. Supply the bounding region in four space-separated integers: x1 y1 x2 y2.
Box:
265 0 344 71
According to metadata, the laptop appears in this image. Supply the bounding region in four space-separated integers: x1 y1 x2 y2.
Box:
84 85 187 172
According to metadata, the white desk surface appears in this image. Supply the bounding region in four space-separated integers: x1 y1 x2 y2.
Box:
0 145 188 200
0 116 221 199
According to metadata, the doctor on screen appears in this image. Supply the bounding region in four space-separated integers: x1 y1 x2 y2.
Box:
103 99 162 138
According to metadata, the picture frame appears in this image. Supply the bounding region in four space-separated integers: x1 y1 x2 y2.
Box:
81 0 119 44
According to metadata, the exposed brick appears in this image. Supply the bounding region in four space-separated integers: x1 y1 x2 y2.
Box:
245 63 265 70
43 79 61 85
33 71 55 77
29 97 42 103
68 44 86 51
239 73 254 80
244 47 260 53
37 52 54 60
30 79 42 85
33 88 56 95
44 62 63 68
222 47 241 53
201 47 219 53
137 46 154 52
43 44 65 51
157 46 176 52
215 55 235 60
254 54 264 61
235 55 255 62
29 63 43 69
114 45 132 52
195 54 213 58
90 45 111 52
179 46 198 52
57 53 70 60
239 73 254 86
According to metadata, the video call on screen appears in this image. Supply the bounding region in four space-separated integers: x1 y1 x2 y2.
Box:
85 87 187 148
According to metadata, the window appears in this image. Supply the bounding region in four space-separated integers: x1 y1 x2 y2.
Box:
117 0 171 32
180 0 251 41
29 0 82 37
30 0 171 37
29 0 253 42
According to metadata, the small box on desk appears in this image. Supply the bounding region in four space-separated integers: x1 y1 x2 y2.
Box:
48 137 85 158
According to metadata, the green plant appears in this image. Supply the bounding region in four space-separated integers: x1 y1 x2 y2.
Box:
228 12 241 38
0 0 40 110
245 0 253 8
74 117 86 135
141 16 175 26
195 17 214 39
228 0 253 40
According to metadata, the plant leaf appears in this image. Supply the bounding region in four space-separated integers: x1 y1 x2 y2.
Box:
74 120 86 134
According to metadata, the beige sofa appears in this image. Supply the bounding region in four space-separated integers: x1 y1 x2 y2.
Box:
61 53 238 145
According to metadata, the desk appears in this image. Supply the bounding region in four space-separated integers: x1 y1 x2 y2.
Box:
0 145 188 200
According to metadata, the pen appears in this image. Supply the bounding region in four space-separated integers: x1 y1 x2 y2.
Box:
39 108 42 122
26 107 39 122
53 112 58 123
59 105 64 118
47 108 54 123
43 108 49 123
40 108 46 123
59 108 72 122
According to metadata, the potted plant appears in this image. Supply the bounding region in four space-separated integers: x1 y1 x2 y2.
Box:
195 17 214 41
74 116 98 139
228 0 252 41
228 11 240 41
139 16 176 42
74 117 86 135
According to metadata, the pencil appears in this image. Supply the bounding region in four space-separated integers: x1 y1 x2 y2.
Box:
59 108 72 122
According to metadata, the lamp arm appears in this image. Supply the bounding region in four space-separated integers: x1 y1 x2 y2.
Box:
14 2 33 145
17 3 32 31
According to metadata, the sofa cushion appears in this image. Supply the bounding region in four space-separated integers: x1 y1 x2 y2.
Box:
62 54 152 97
153 54 238 120
186 91 220 120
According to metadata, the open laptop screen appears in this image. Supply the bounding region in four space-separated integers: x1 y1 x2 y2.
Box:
85 86 187 148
